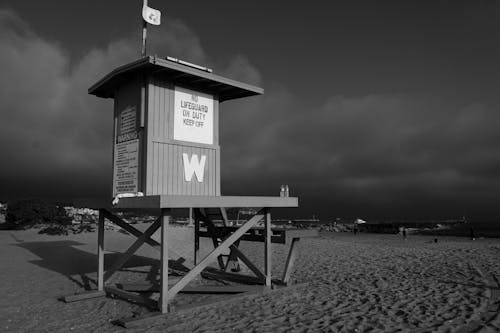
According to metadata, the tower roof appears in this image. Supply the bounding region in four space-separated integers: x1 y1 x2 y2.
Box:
88 56 263 102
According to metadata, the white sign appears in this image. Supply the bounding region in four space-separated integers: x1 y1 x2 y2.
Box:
173 87 213 145
142 5 161 25
182 153 206 182
113 139 139 195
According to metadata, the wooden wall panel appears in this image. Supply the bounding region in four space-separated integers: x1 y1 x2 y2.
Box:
144 74 220 196
148 142 217 195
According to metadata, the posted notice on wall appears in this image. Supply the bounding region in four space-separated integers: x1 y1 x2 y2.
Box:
113 139 139 195
173 86 213 145
117 106 138 143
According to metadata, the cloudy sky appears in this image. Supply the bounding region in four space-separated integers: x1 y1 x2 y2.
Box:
0 1 499 221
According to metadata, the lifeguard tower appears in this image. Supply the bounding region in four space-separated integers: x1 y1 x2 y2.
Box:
63 55 317 327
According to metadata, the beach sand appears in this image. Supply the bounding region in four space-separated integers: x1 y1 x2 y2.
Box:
0 227 499 332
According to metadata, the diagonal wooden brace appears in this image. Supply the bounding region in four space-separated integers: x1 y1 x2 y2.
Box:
228 244 265 280
167 209 266 300
104 217 162 281
281 237 300 285
101 209 186 263
102 210 161 250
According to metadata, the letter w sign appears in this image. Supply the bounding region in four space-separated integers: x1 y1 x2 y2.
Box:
182 153 206 182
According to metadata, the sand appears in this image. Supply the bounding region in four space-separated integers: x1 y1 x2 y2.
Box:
0 227 499 333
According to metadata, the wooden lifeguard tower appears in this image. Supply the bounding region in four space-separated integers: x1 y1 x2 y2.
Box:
63 55 317 327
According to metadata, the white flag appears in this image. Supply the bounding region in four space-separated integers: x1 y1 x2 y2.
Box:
142 5 161 25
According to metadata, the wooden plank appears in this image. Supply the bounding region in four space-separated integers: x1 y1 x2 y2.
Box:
201 269 264 285
167 81 174 143
264 208 272 287
167 210 265 299
105 286 158 309
208 145 214 195
219 207 229 226
153 142 159 194
143 80 150 195
117 283 158 292
117 276 183 292
145 79 154 195
282 238 300 285
215 149 221 195
140 74 146 128
159 77 166 141
167 142 174 194
117 312 165 329
179 285 263 294
138 75 146 194
213 96 219 145
97 209 105 291
194 210 199 265
158 142 164 194
114 195 298 209
103 217 161 281
62 290 106 303
160 209 170 313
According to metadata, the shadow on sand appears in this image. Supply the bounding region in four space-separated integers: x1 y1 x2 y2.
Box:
12 240 159 290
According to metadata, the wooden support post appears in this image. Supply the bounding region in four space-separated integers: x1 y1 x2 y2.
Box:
160 208 170 313
264 208 272 287
281 238 299 285
97 209 105 291
220 207 229 226
194 208 199 265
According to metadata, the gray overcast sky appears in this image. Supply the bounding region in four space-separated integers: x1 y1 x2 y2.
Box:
1 1 500 221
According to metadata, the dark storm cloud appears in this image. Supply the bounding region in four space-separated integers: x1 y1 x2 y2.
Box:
220 93 500 218
1 7 499 219
0 9 259 198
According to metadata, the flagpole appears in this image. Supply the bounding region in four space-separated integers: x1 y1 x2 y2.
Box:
141 0 148 57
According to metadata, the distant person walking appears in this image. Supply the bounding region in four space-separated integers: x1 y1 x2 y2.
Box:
402 227 407 240
470 227 475 240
